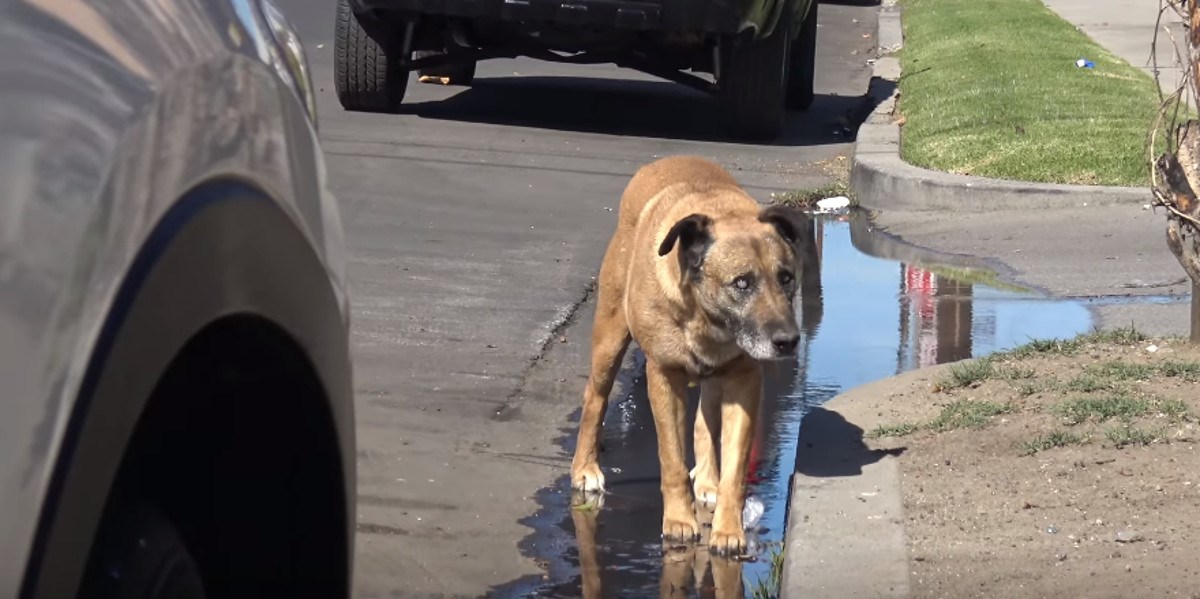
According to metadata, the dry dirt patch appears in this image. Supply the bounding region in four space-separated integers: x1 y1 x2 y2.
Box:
864 329 1200 599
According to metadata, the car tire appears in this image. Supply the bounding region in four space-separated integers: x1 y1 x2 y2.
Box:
415 51 477 85
334 0 408 112
720 18 792 142
786 0 818 110
80 498 207 599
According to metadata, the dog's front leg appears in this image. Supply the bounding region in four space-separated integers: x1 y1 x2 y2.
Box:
709 357 762 555
645 359 701 542
690 381 722 509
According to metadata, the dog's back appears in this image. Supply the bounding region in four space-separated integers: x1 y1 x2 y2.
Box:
617 156 742 231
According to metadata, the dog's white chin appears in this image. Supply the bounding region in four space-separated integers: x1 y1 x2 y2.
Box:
737 334 777 361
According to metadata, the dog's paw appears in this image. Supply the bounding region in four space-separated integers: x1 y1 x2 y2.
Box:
661 515 701 543
708 528 747 557
571 463 606 493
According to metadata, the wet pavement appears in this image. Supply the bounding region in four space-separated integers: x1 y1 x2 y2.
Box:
492 211 1095 598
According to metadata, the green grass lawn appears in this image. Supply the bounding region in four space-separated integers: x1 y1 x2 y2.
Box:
898 0 1166 186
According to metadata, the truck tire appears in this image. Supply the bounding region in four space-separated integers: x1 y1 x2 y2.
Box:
415 51 477 85
787 0 818 110
80 499 207 599
720 18 792 142
334 0 408 112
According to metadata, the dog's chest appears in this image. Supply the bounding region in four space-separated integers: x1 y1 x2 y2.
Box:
685 334 742 378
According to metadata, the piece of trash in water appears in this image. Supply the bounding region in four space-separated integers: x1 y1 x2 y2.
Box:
743 530 762 558
815 196 852 212
1075 58 1095 69
742 495 765 530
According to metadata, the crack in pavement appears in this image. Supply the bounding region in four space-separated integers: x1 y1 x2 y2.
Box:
493 278 597 422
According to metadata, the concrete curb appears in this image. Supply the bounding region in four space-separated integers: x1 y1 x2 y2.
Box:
778 366 955 599
851 0 1153 213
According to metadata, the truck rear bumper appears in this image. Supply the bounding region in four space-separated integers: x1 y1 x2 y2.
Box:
350 0 746 33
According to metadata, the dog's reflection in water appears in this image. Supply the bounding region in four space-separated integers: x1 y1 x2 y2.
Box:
570 493 745 599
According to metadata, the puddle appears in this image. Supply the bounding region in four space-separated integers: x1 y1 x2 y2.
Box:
491 211 1095 599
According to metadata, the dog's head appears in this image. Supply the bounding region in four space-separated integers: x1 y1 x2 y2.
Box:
658 205 813 360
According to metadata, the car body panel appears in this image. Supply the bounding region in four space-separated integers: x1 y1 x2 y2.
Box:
23 186 355 598
0 0 351 592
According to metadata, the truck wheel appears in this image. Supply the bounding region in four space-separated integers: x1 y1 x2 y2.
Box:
80 499 207 599
415 51 477 85
720 19 792 142
786 1 818 110
334 0 408 112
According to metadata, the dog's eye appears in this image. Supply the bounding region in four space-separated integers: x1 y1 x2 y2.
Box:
732 276 752 291
778 271 794 286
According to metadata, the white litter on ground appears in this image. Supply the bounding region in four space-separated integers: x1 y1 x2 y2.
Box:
815 195 852 213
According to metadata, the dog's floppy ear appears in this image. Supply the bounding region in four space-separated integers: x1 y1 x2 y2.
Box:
658 213 713 275
758 205 811 248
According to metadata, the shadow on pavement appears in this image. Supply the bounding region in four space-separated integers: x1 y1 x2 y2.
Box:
403 75 890 146
793 407 905 478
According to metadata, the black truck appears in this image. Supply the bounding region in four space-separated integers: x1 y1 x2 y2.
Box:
333 0 818 141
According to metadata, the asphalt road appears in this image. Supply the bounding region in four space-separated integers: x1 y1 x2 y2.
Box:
275 2 879 595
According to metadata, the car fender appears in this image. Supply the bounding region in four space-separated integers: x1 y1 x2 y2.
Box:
1 0 349 593
19 181 354 599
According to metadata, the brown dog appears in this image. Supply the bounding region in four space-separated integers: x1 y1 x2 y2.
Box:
570 155 810 555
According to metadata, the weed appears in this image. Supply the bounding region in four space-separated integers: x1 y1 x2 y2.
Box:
870 422 922 438
1020 431 1084 455
1014 377 1058 397
1105 424 1164 447
997 327 1147 360
997 366 1037 381
1084 362 1156 382
1158 361 1200 381
1052 394 1149 425
941 359 995 389
1087 327 1150 345
1158 398 1192 420
930 399 1013 431
772 181 854 208
1065 374 1113 393
750 546 786 599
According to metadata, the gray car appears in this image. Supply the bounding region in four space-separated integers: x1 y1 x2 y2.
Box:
1 0 354 597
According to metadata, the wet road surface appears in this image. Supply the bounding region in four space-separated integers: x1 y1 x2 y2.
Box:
273 0 881 595
492 211 1094 598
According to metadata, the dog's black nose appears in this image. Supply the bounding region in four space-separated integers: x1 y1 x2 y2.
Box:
771 331 801 355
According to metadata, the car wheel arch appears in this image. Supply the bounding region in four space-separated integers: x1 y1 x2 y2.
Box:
20 178 354 599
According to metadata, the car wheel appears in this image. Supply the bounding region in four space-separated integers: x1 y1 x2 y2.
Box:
334 0 408 112
719 18 792 142
415 51 477 85
786 0 818 110
79 498 207 599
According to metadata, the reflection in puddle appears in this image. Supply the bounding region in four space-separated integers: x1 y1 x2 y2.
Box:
492 211 1094 598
